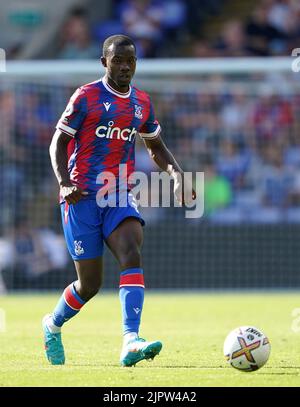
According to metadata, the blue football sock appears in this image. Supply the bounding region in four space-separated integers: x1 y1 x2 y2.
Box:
52 281 85 327
119 268 145 335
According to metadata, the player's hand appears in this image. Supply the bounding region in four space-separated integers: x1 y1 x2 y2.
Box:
173 172 196 206
60 185 88 204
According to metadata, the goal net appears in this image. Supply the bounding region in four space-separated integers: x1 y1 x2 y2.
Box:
1 58 299 291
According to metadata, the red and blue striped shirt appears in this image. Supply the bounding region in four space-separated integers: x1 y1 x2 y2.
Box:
56 77 161 197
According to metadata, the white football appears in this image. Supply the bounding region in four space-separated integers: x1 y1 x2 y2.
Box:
223 326 271 372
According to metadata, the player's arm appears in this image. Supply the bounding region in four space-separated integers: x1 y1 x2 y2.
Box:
144 134 196 205
144 134 183 174
50 87 88 204
49 130 87 204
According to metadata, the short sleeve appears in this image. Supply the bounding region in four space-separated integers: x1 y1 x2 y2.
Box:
139 99 161 140
56 87 87 137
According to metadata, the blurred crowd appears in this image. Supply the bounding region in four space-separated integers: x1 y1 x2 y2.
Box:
4 0 300 59
54 0 300 59
192 0 300 58
1 0 300 288
54 0 206 59
153 80 300 223
1 74 300 232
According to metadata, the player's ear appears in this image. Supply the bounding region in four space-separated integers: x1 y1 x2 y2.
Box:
100 56 107 68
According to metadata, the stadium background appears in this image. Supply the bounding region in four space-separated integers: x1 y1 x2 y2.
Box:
1 0 300 292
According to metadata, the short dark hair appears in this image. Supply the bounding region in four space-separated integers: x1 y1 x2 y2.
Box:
102 35 136 57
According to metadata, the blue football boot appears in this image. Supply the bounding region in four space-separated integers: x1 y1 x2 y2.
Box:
120 337 162 367
42 314 65 365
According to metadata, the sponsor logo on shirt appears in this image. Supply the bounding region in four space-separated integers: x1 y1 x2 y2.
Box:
95 121 137 142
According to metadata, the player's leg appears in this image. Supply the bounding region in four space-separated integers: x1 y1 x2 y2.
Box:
46 257 103 328
73 257 103 301
43 200 103 365
43 258 103 365
105 217 144 337
105 217 162 367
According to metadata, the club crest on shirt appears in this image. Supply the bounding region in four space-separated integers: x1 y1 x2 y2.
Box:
134 105 143 119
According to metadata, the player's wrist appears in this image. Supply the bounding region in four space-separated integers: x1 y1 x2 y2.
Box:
171 172 184 185
167 165 183 180
59 180 74 188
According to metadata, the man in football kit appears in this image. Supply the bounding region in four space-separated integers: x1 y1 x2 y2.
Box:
44 35 195 367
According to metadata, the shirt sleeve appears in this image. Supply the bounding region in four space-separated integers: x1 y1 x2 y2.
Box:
139 99 161 140
56 87 87 137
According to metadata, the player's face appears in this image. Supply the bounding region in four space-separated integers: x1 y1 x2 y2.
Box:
102 44 137 91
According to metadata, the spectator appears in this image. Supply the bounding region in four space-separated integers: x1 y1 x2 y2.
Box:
260 143 294 207
251 89 293 144
284 133 300 170
216 138 250 190
245 4 287 55
191 40 217 58
0 90 15 149
159 0 187 40
57 8 99 59
267 0 297 35
0 91 27 229
214 20 251 57
1 218 68 289
173 92 220 155
203 158 233 215
220 90 252 140
119 0 165 57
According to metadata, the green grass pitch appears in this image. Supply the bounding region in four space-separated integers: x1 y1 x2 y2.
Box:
0 293 299 386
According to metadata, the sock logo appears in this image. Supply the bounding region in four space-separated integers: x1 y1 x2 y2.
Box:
133 307 141 315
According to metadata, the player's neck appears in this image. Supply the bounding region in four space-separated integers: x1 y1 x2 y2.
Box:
105 76 130 94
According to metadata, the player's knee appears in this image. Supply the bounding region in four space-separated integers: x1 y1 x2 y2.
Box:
119 246 142 268
81 286 100 301
76 281 102 301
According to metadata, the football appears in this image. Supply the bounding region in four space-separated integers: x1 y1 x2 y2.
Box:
223 326 271 372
